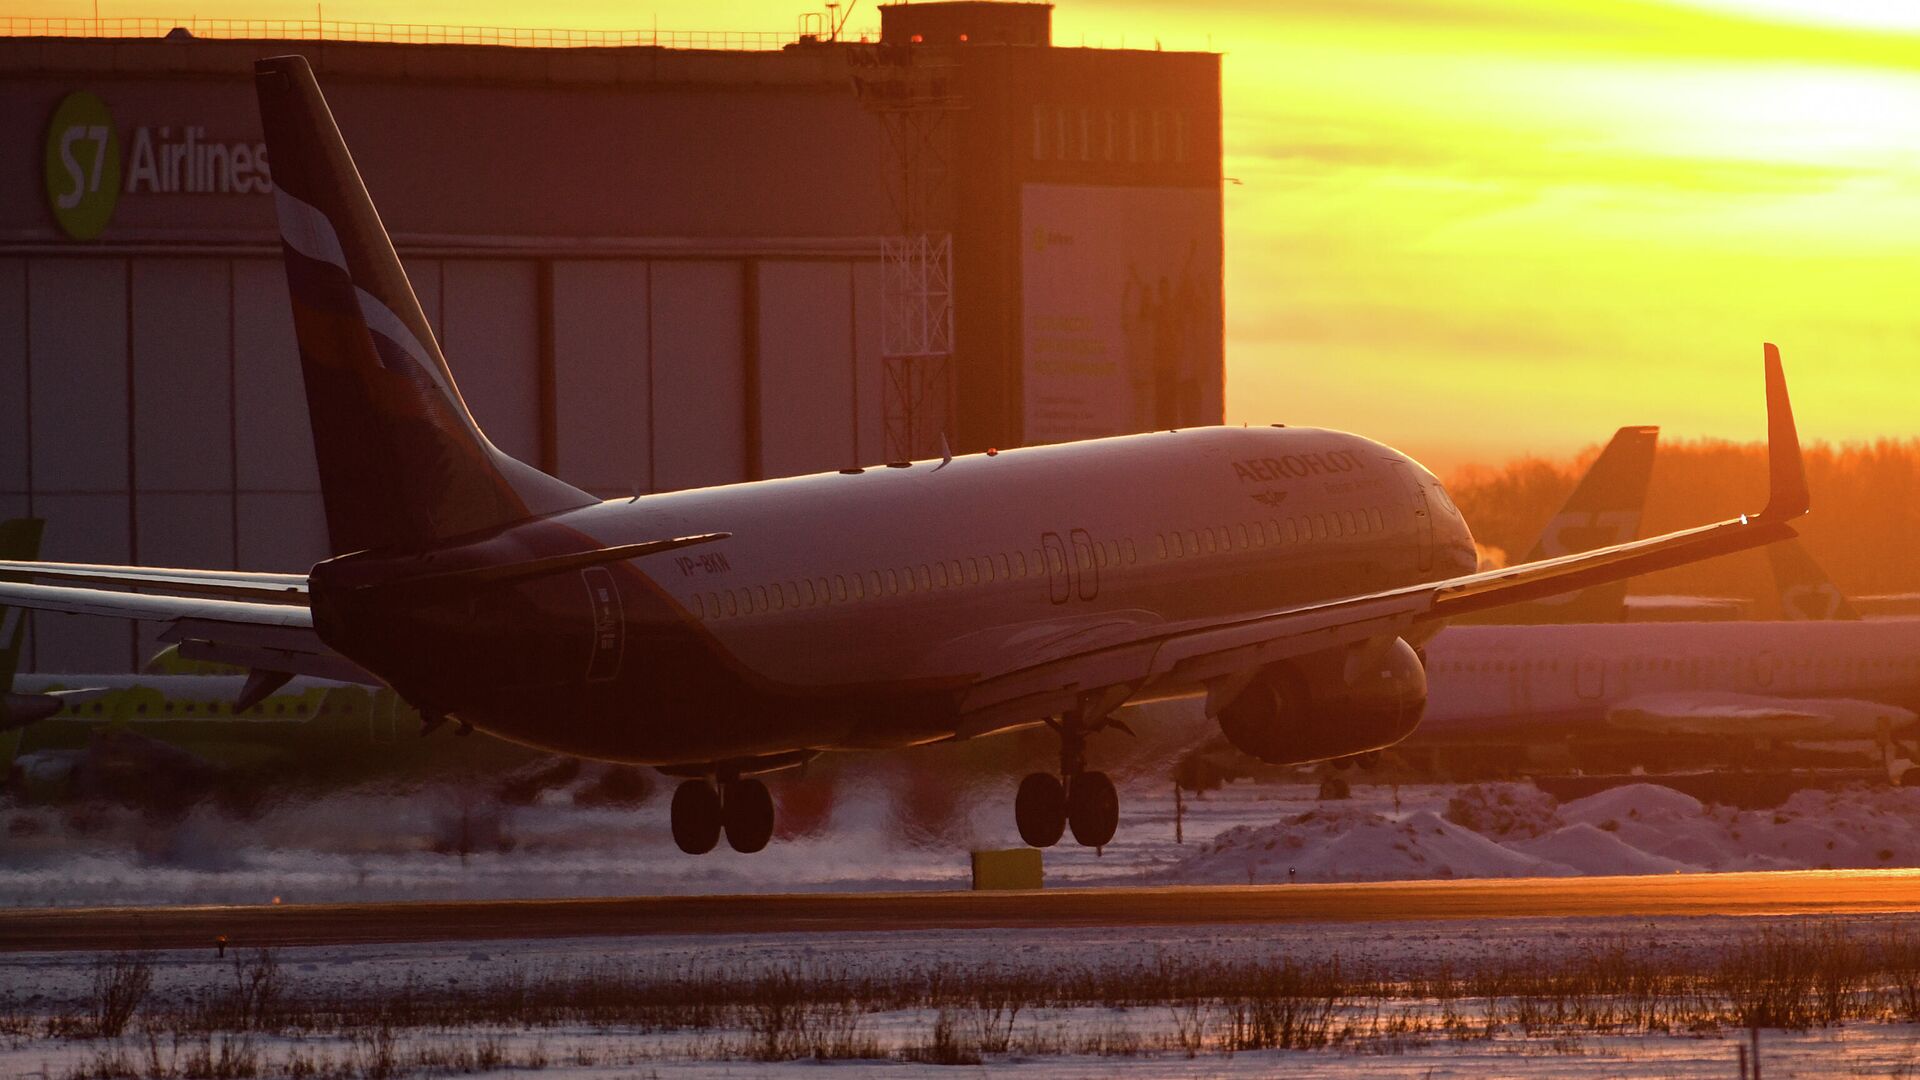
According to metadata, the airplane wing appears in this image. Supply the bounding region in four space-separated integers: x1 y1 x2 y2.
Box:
957 346 1809 734
0 580 377 684
0 562 307 602
1607 692 1917 740
0 532 732 688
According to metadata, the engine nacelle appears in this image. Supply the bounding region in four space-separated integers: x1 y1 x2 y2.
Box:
1215 638 1427 765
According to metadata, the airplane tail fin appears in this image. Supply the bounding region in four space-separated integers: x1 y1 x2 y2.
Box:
1767 540 1860 621
1499 425 1660 624
253 55 592 556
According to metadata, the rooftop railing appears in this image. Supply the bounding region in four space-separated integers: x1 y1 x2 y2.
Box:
0 17 875 49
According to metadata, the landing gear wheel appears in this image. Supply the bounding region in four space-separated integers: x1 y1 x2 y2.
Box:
1015 772 1067 848
722 778 775 854
671 780 722 855
1067 770 1119 848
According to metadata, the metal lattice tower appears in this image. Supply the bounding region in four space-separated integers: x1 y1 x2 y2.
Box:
852 46 961 461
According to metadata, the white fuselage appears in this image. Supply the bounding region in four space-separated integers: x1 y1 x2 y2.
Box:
325 425 1480 764
1415 618 1920 743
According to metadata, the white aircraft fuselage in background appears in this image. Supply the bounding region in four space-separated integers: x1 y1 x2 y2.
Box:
1420 619 1920 742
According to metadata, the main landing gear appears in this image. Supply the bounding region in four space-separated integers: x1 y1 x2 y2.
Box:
670 776 775 855
1014 712 1121 848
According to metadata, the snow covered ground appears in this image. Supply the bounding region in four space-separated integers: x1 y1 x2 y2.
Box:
11 917 1920 1077
15 766 1920 1074
10 767 1920 906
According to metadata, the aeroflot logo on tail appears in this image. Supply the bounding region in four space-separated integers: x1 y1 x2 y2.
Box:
1232 451 1368 483
43 90 271 241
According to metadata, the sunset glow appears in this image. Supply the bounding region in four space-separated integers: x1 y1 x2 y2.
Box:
33 0 1920 469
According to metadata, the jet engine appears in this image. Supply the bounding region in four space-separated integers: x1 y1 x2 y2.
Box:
1214 637 1427 765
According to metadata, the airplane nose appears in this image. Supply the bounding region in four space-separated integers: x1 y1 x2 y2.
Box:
1435 496 1479 576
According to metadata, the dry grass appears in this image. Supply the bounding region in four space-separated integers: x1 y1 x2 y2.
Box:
25 922 1920 1074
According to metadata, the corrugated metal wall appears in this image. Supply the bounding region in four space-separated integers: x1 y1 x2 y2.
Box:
0 251 884 672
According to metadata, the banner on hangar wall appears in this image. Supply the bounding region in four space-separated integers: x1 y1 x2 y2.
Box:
1020 183 1222 446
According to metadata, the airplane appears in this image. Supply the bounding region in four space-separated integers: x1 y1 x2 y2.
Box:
1414 529 1920 777
0 54 1810 855
1398 429 1918 777
2 653 550 810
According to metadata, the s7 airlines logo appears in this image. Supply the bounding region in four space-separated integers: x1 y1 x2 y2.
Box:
43 91 120 240
1781 582 1845 621
42 90 274 242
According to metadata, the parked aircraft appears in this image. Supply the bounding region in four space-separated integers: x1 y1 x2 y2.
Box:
1418 619 1920 773
1 654 552 809
0 56 1810 854
1417 523 1919 776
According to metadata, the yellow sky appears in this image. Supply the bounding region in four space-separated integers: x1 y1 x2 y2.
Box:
36 0 1920 469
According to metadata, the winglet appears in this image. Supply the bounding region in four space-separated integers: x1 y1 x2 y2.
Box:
1757 343 1810 523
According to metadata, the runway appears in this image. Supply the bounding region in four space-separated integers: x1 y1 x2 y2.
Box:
11 868 1920 953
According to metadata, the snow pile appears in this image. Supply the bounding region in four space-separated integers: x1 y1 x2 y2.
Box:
1162 781 1920 885
1510 823 1693 876
1443 783 1561 838
1166 804 1574 884
1559 783 1705 826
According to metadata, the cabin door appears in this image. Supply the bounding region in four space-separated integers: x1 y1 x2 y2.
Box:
1393 462 1434 572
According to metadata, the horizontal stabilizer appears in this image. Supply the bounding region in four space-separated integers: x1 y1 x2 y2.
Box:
0 691 68 733
0 562 307 602
234 669 295 713
357 533 731 598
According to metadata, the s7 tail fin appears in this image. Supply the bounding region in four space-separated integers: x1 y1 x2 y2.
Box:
1492 425 1660 624
254 55 591 556
1767 539 1859 621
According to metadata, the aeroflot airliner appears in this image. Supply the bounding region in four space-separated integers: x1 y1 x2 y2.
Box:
0 56 1812 855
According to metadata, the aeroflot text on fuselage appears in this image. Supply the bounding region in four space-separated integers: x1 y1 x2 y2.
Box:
1232 450 1369 483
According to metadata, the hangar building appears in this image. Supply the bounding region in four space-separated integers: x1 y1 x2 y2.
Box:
0 3 1222 670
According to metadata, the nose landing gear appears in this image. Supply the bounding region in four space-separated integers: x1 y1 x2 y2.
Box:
670 776 775 854
1014 711 1121 849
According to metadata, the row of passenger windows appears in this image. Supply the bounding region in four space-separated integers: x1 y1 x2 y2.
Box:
688 505 1390 622
692 540 1143 621
1152 508 1387 561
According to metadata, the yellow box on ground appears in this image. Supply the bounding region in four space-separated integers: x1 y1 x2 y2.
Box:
971 848 1042 890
